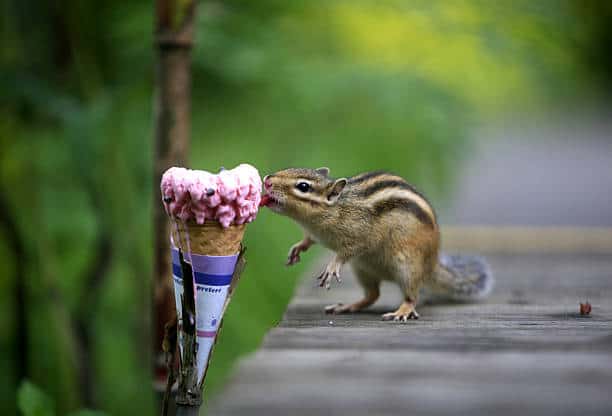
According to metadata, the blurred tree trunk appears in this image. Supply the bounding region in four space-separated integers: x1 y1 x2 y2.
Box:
152 0 196 404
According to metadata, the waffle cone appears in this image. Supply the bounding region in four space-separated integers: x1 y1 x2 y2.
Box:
173 221 245 256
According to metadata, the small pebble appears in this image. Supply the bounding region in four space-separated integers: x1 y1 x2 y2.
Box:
580 302 592 315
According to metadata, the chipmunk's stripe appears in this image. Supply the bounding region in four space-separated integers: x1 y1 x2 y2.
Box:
348 171 389 185
357 179 436 225
359 179 428 202
350 172 429 202
372 198 435 228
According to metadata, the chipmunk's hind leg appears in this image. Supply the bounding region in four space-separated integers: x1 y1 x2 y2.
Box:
325 268 380 314
382 260 424 322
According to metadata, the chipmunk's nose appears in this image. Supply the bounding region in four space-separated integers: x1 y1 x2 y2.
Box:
263 175 273 189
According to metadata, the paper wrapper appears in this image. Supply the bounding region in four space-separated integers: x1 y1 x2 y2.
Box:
170 221 246 384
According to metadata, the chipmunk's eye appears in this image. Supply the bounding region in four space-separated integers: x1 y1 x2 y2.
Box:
295 182 311 193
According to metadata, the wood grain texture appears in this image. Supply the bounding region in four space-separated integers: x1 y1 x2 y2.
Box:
208 253 612 415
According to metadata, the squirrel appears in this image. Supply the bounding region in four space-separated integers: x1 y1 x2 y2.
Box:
261 167 493 321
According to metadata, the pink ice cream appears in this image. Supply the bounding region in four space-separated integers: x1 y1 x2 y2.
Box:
160 164 262 228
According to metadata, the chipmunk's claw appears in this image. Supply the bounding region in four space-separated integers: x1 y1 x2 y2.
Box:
286 249 301 266
286 247 301 266
381 310 419 322
382 302 419 322
317 270 341 290
316 256 343 290
324 303 350 314
286 239 312 266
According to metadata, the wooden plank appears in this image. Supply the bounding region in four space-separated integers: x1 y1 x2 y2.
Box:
208 254 612 416
210 350 612 416
441 226 612 254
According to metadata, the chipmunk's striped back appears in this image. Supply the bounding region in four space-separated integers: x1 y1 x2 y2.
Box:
344 171 437 229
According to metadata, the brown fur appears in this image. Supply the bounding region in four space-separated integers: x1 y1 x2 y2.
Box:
264 167 440 320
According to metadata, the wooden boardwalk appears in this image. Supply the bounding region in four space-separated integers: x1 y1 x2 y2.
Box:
209 251 612 415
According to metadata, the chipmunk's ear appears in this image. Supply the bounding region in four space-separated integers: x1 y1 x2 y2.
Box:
315 167 330 177
326 178 347 204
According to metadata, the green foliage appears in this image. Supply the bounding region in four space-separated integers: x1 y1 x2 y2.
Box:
17 381 107 416
66 411 108 416
18 381 55 416
1 0 610 415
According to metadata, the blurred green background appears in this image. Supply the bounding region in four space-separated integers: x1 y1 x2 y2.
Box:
1 0 610 414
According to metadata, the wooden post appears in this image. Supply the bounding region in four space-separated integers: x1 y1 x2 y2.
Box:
152 0 196 403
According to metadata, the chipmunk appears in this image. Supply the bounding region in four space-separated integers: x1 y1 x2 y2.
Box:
261 167 493 321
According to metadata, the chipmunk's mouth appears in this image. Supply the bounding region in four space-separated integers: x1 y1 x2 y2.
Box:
260 192 284 212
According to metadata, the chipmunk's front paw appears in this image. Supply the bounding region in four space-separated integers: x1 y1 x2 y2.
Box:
286 245 302 266
317 260 342 290
286 239 313 266
324 303 351 314
382 302 419 322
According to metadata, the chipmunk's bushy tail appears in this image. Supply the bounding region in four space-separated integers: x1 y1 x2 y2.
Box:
427 254 493 302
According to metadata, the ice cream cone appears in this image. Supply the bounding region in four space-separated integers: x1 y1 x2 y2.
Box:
160 164 260 396
169 219 247 385
173 220 245 256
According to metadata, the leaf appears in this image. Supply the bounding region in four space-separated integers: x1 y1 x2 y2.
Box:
17 381 55 416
